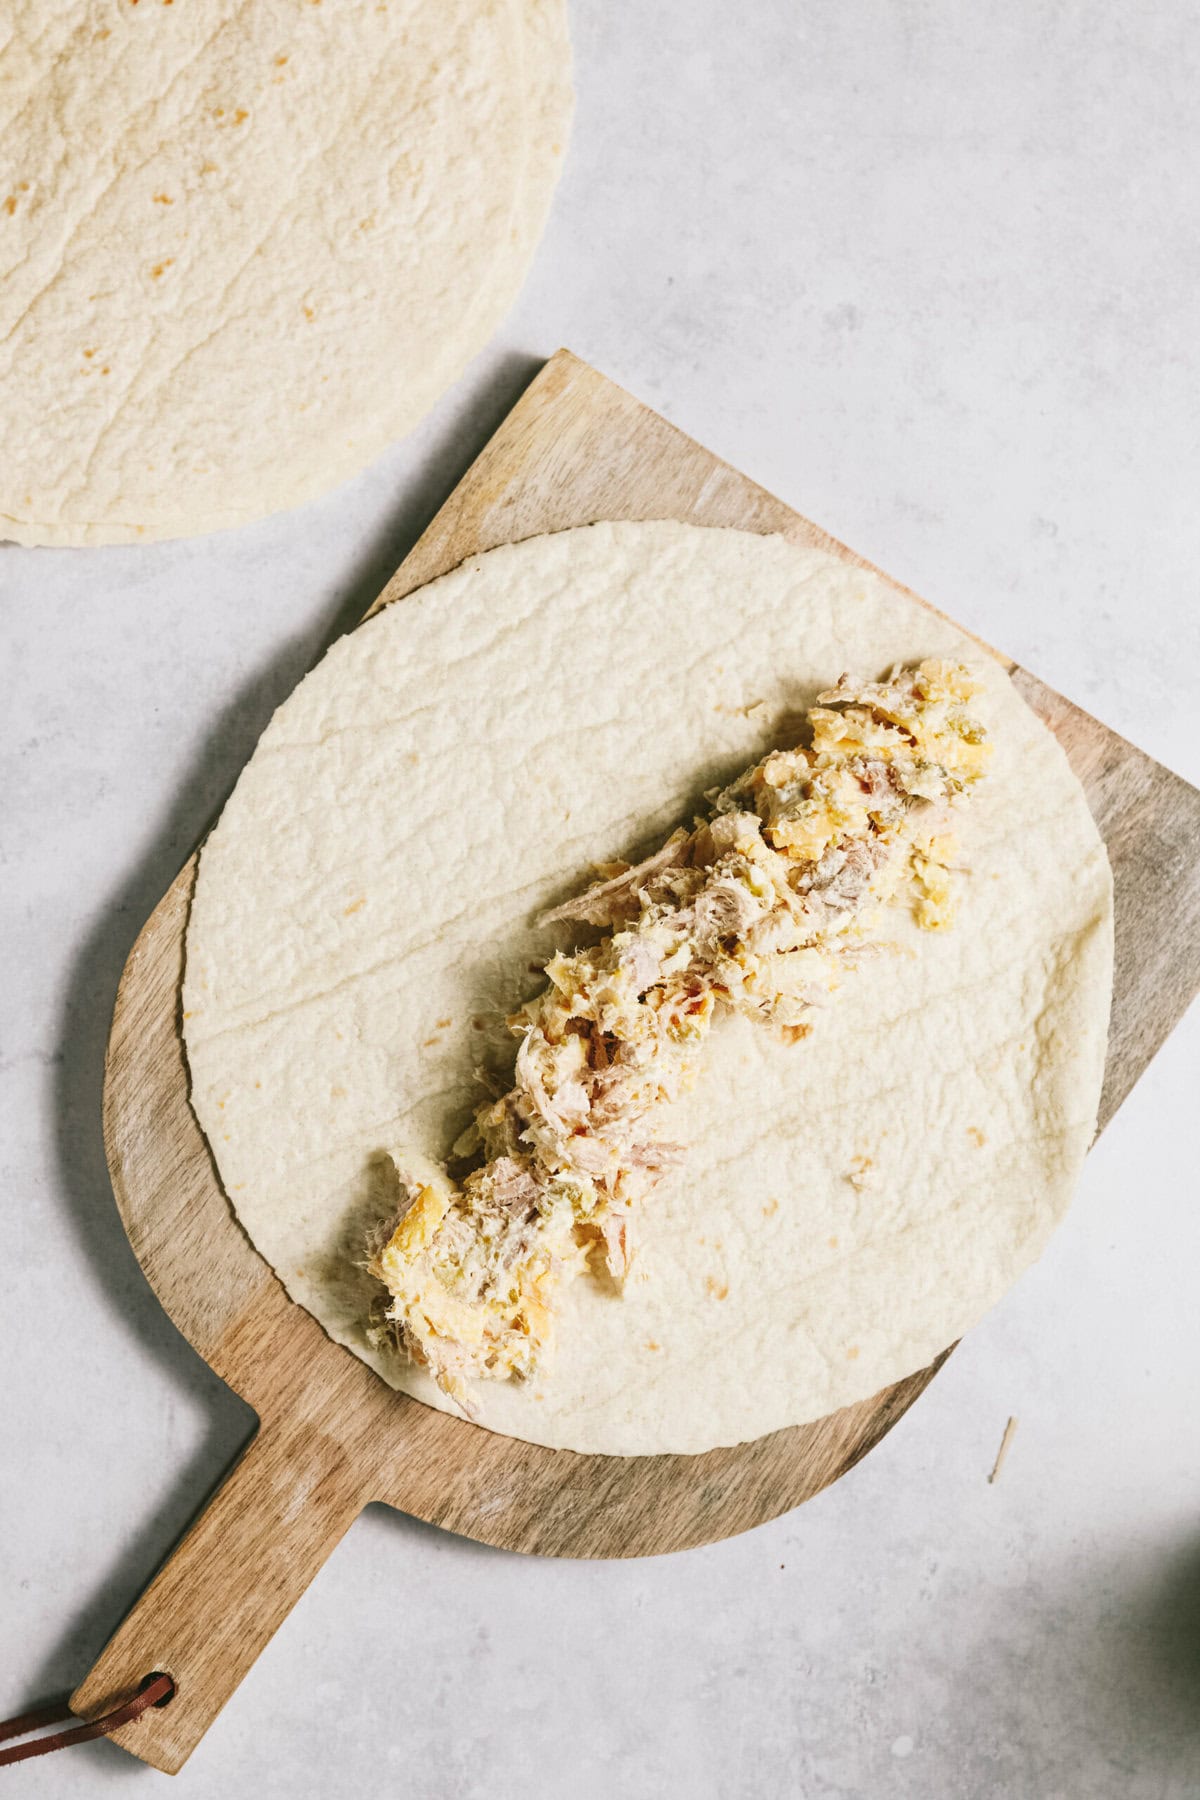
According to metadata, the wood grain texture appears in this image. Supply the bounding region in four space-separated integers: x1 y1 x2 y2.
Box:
75 350 1200 1773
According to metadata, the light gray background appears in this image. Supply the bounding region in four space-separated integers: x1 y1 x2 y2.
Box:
2 4 1198 1796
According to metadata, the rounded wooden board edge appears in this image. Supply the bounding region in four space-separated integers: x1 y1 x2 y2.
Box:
368 349 1019 673
103 857 954 1558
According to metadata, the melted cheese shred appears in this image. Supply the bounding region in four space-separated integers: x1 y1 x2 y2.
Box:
369 659 990 1407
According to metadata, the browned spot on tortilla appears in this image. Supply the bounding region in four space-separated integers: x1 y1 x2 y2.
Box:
153 192 174 204
343 897 365 915
845 1154 875 1190
967 1126 987 1147
436 1018 452 1030
705 1277 729 1301
846 1345 860 1360
762 1197 779 1218
782 1022 812 1044
150 259 173 279
827 1235 839 1248
644 1340 660 1352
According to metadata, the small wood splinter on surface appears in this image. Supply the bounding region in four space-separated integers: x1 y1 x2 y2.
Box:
988 1415 1018 1484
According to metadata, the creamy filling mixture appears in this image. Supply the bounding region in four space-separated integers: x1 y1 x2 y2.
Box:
367 660 991 1408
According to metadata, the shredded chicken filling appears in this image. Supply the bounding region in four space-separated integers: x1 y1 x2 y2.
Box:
367 659 991 1407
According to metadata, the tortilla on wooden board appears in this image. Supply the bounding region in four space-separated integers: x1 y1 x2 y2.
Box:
183 523 1112 1454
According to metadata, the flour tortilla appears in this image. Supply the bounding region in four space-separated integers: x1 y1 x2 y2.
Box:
183 522 1113 1455
0 1 570 546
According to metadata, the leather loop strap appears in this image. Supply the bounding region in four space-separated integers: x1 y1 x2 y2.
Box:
0 1673 174 1768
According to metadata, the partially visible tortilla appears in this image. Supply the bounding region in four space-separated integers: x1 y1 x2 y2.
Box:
183 522 1113 1455
0 1 571 545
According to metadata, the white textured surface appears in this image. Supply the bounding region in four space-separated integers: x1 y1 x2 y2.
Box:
1 1 1197 1793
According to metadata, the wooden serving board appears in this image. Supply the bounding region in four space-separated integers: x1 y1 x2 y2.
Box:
74 351 1200 1773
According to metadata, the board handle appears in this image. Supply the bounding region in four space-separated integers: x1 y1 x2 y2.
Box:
70 1417 367 1774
